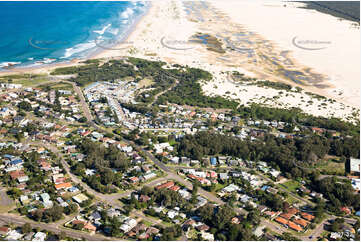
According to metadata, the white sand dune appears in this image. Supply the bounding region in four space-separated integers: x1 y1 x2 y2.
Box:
210 0 360 108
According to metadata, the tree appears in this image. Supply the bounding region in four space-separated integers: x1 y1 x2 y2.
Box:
78 117 87 123
197 204 214 223
282 201 290 212
58 231 67 240
330 218 344 232
247 210 261 225
73 223 84 230
33 209 43 222
43 205 64 222
22 223 32 234
101 168 115 185
280 232 300 241
7 188 22 199
64 203 78 215
112 153 129 171
307 151 318 163
140 186 153 196
18 101 32 111
192 182 199 196
215 205 235 230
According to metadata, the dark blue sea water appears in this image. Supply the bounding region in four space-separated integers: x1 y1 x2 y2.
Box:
0 1 148 69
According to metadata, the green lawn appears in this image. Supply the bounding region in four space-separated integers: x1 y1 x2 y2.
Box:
285 196 299 205
161 221 174 227
281 180 301 193
214 183 227 192
142 220 153 227
169 140 177 146
38 82 73 91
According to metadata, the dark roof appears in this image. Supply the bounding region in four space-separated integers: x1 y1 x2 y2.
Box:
91 211 102 220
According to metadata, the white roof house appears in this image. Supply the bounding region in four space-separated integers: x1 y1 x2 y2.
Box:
33 232 47 241
120 218 137 233
72 193 88 204
167 210 179 219
222 184 240 193
6 230 23 240
143 172 157 180
201 231 214 241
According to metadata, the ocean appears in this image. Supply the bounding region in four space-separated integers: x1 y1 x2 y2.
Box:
0 1 149 69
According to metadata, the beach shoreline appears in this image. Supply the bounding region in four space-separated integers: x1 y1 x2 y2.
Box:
0 0 359 115
0 2 152 75
91 2 152 60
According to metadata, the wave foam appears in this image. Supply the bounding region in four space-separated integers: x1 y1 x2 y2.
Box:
120 7 135 19
0 61 21 68
61 41 97 59
108 28 119 35
93 23 111 35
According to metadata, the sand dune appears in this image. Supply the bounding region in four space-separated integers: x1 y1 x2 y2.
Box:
210 0 360 108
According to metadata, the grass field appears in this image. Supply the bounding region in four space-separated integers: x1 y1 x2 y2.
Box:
37 82 73 91
0 74 50 87
281 180 301 193
138 78 154 88
6 78 50 87
312 159 345 175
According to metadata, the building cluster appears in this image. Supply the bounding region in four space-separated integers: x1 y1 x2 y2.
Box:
0 227 48 241
0 150 89 219
0 84 85 124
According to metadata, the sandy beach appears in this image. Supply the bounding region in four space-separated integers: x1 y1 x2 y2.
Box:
1 0 359 122
210 0 360 108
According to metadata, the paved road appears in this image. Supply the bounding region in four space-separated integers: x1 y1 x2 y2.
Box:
71 83 94 122
147 78 179 108
257 172 316 207
43 77 94 123
133 145 245 213
300 216 332 241
260 218 289 234
42 142 162 225
0 214 110 241
25 78 318 237
65 79 247 215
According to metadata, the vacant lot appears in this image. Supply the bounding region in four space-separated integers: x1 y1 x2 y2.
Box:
0 187 15 213
313 159 345 176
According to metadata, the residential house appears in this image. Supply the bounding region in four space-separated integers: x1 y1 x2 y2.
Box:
219 173 229 180
200 231 214 241
293 218 309 228
33 232 47 241
300 212 315 221
155 181 175 190
275 216 288 226
287 221 302 232
55 182 72 190
0 227 10 237
84 222 97 233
